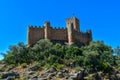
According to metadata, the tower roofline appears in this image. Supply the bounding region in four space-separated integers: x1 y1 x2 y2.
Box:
66 16 79 21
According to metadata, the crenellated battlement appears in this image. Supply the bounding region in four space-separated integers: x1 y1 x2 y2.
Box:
28 25 43 29
28 25 67 30
52 27 66 31
27 17 92 47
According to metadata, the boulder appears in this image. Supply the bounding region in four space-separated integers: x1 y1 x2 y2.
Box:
47 73 55 79
116 73 120 79
49 68 57 73
38 78 47 80
0 64 5 72
7 66 14 71
7 76 15 80
25 71 35 75
29 74 38 80
57 72 64 78
60 68 69 73
69 71 85 80
29 65 41 71
69 73 78 80
1 72 20 79
69 62 75 67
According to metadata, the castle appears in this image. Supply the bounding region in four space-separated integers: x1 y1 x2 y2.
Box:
27 17 92 47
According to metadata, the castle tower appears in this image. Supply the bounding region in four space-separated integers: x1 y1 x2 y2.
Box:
44 22 51 39
66 17 80 45
66 17 80 32
67 23 74 45
27 26 31 46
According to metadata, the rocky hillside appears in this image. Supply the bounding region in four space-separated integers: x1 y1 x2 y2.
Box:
0 63 120 80
1 39 120 80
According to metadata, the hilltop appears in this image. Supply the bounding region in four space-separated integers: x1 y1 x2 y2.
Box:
0 39 120 80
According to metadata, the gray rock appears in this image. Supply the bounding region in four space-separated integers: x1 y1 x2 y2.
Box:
38 75 47 80
44 68 50 74
77 71 83 79
47 73 55 79
29 78 37 80
57 72 64 78
32 75 38 78
116 73 120 79
69 73 78 80
0 64 5 72
29 64 41 71
1 72 20 79
38 78 47 80
60 68 69 73
38 76 44 78
25 71 35 75
28 74 38 80
7 66 14 71
69 71 84 80
7 76 15 80
49 68 57 73
69 62 75 67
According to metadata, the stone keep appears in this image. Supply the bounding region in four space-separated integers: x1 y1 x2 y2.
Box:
27 17 92 46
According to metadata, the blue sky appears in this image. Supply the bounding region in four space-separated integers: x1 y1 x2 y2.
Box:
0 0 120 59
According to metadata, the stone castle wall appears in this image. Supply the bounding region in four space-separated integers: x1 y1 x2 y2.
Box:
27 26 44 46
74 30 92 45
50 28 67 41
27 26 68 46
27 17 92 47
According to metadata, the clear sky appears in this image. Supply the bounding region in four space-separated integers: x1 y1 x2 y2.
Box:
0 0 120 60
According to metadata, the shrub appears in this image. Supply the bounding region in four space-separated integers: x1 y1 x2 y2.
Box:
45 63 51 68
21 63 27 68
0 73 2 79
51 63 64 69
100 62 111 73
85 74 95 80
117 66 120 71
0 67 3 72
10 64 15 68
56 64 64 69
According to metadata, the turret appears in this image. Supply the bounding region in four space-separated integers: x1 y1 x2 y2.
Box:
86 30 92 44
44 22 51 39
67 22 74 45
86 30 92 40
27 26 31 47
44 22 50 27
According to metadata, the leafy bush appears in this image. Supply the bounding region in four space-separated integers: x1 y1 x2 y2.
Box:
0 74 2 79
2 40 115 73
86 74 95 80
117 66 120 71
10 64 15 67
100 62 111 73
21 63 27 68
51 63 64 69
0 67 2 72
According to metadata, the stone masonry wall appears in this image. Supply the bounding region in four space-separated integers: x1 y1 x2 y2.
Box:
27 26 44 46
51 28 67 41
27 17 92 46
74 31 89 45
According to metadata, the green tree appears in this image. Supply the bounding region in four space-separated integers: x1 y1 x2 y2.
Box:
4 42 31 64
81 41 113 72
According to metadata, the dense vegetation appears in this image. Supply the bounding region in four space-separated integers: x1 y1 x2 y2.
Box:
1 39 120 73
